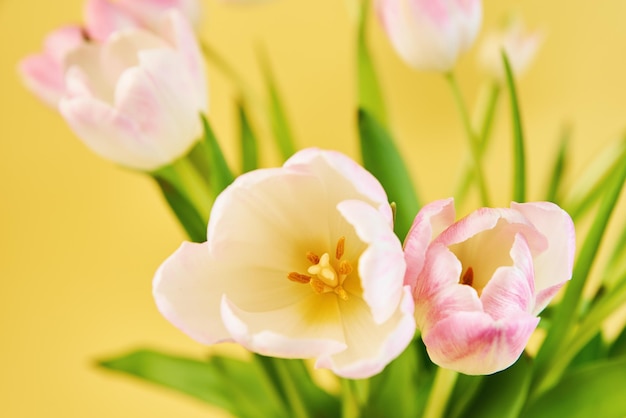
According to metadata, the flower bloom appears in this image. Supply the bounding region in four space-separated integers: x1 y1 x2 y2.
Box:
478 16 543 80
153 148 415 378
404 198 575 374
377 0 482 72
18 0 201 107
58 10 207 171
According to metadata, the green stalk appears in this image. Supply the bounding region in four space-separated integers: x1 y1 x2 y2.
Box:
454 82 501 205
445 72 491 206
423 367 458 418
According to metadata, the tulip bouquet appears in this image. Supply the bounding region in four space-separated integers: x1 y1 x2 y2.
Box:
19 0 626 417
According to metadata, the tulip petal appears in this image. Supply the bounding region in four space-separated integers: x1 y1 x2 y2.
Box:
18 26 84 107
316 286 415 379
511 202 575 305
338 199 405 324
403 198 455 290
84 0 140 41
286 148 393 223
221 294 347 359
424 310 539 375
153 242 232 344
480 234 535 319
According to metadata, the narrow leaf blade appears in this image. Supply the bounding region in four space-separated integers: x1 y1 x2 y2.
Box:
357 108 420 239
238 100 259 173
502 51 526 202
201 115 235 195
545 125 571 203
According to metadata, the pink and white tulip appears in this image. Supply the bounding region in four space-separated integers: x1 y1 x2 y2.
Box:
154 149 416 378
478 17 543 80
18 0 201 108
377 0 483 72
404 198 575 374
58 10 207 171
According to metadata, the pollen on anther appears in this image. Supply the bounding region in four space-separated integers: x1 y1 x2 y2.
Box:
334 286 349 301
339 260 352 275
310 277 326 294
335 236 345 260
288 272 311 284
306 252 320 265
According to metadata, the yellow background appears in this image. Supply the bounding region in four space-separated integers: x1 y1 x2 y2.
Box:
1 0 626 416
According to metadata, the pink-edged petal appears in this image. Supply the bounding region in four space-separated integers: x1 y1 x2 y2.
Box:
511 202 575 293
60 68 165 170
221 294 347 359
155 11 207 110
533 283 566 316
84 0 140 41
153 242 232 344
423 310 539 375
114 49 204 161
118 0 202 29
18 26 85 107
337 199 405 324
414 244 464 310
403 198 456 289
480 234 535 319
286 148 393 224
316 286 415 379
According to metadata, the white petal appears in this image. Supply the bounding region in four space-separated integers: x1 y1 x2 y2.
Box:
153 242 231 344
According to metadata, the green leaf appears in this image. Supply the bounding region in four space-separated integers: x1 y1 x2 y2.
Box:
445 374 485 418
459 355 533 418
238 100 259 173
358 108 420 240
259 50 297 161
545 125 571 203
569 332 608 369
201 115 235 195
609 327 626 359
502 51 526 202
152 175 207 242
363 342 428 418
563 136 626 220
532 151 626 395
357 0 387 126
521 356 626 418
254 356 339 418
98 349 288 418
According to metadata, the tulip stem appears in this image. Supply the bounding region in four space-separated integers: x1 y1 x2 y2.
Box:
165 156 213 221
423 367 458 418
454 82 501 206
445 72 491 207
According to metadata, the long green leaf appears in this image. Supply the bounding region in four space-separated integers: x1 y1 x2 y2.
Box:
563 136 626 220
152 175 207 242
532 152 626 395
358 108 420 240
98 349 287 418
238 100 259 173
357 0 386 125
459 355 533 418
502 51 526 202
201 115 235 195
545 126 571 203
609 326 626 359
259 50 297 161
363 343 427 418
445 375 484 418
521 356 626 418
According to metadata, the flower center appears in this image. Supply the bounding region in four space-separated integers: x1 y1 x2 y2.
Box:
287 236 353 300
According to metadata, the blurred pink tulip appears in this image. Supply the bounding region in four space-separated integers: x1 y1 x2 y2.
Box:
154 149 416 378
18 0 201 108
59 10 207 170
377 0 482 71
404 198 575 374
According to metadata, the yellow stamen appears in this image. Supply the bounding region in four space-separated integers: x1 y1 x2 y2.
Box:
335 236 345 260
288 272 311 284
334 286 348 301
310 277 327 294
307 253 338 285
